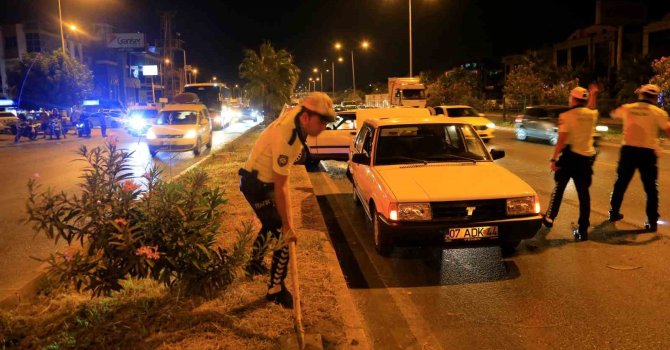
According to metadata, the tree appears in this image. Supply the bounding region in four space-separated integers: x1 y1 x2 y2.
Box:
424 68 484 109
239 42 300 121
503 64 543 107
650 56 670 109
9 50 93 110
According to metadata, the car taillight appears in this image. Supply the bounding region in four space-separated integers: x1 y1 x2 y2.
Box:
515 115 523 123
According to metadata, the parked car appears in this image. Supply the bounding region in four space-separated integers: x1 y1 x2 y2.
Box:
145 103 212 157
514 105 608 145
431 105 495 142
300 107 431 165
239 107 260 122
347 117 542 256
0 111 18 134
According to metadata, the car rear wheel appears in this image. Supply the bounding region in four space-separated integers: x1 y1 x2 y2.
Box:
515 127 527 141
501 240 521 256
549 134 558 146
206 132 212 148
371 206 393 256
193 138 202 156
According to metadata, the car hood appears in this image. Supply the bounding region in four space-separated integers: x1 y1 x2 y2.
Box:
149 124 197 135
375 162 536 202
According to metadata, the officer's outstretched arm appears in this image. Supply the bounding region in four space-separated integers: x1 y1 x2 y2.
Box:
273 171 295 241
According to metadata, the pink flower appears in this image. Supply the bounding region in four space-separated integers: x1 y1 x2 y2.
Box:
136 246 160 260
121 180 141 192
63 252 73 262
114 218 128 227
106 134 119 147
33 173 40 179
142 171 151 179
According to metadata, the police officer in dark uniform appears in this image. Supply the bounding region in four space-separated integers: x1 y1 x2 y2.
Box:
608 84 670 232
239 92 336 308
542 85 599 241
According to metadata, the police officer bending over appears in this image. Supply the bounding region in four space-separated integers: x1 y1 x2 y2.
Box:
239 92 335 308
542 85 599 241
608 84 670 232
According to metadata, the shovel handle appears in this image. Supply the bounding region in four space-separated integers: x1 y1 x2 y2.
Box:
289 240 306 349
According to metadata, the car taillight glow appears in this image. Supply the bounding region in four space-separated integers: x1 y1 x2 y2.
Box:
515 115 523 123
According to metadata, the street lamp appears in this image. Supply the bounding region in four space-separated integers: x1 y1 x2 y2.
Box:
192 68 198 83
58 0 65 54
334 40 370 96
313 68 323 91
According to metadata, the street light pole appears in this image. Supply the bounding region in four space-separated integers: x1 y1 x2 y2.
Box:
351 50 356 96
58 0 66 54
331 61 335 97
409 0 413 77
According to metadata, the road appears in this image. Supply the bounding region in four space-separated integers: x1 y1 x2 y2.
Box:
311 128 670 349
0 120 257 301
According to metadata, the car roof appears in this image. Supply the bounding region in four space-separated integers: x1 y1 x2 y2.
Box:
364 117 468 128
129 106 158 110
526 105 568 110
160 103 207 112
356 107 431 121
435 105 474 109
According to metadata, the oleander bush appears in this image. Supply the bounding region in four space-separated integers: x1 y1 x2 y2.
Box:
25 138 249 297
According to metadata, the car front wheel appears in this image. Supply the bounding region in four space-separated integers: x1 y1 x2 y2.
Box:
193 138 202 156
515 127 527 141
371 206 393 256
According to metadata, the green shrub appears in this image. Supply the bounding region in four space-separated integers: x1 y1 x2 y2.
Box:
25 139 249 297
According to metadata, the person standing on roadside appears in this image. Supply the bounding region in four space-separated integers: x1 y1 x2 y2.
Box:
98 112 108 138
542 84 599 241
608 84 670 232
239 92 335 309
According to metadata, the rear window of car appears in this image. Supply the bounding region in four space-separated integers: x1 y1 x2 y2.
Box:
0 112 16 118
157 111 198 125
446 107 479 117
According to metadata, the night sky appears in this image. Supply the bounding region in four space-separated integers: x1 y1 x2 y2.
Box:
6 0 670 88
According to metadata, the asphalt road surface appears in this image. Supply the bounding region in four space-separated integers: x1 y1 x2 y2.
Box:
311 128 670 349
0 120 257 301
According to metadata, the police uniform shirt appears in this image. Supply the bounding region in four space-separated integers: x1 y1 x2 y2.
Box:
243 107 304 183
611 102 670 150
558 107 598 157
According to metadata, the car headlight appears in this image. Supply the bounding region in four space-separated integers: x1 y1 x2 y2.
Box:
183 129 198 139
595 125 608 132
129 117 145 130
145 130 157 140
486 122 496 129
506 196 540 216
389 202 432 221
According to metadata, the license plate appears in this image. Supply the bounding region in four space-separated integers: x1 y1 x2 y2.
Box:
161 140 174 146
444 226 499 242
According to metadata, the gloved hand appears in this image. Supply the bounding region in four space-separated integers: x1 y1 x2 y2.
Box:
282 227 298 244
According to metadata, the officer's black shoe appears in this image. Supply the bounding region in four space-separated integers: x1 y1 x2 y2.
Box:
644 221 658 233
573 228 588 241
541 214 554 228
244 260 269 277
608 211 624 222
266 285 293 309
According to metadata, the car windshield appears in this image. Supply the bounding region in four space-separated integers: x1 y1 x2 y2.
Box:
374 123 490 165
446 107 479 117
402 89 425 100
129 109 158 119
156 111 198 125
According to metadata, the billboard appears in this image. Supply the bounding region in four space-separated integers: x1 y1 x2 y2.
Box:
142 65 158 76
106 33 145 49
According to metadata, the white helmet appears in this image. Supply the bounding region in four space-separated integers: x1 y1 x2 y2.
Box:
638 84 661 96
569 87 589 101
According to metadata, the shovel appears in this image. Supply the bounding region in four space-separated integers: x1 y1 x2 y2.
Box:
279 231 323 350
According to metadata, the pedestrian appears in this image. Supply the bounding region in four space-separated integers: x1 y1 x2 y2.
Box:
608 84 670 232
98 112 107 137
14 113 27 143
239 92 335 308
542 85 599 241
39 111 49 139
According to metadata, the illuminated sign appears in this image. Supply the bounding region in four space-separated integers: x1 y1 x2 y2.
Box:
83 100 100 106
0 99 14 106
106 33 145 49
142 65 158 76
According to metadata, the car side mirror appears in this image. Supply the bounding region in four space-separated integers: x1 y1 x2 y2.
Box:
490 149 505 160
478 113 486 117
351 153 371 165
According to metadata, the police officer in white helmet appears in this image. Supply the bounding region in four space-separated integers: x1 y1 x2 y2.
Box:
239 92 336 308
542 84 599 241
608 84 670 232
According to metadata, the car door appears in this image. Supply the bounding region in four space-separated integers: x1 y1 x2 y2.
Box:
536 108 563 142
351 125 375 211
308 112 357 159
523 108 543 138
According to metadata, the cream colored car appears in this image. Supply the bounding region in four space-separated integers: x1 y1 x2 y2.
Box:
347 117 541 256
432 105 495 142
145 104 212 157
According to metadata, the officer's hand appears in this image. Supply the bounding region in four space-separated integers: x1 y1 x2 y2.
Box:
551 162 559 172
588 82 600 95
283 228 298 244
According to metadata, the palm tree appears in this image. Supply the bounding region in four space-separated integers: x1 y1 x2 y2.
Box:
239 42 300 122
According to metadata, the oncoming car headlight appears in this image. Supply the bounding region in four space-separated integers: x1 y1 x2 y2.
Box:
506 196 540 216
129 117 145 130
486 122 496 129
183 129 198 139
595 125 609 132
145 130 157 140
389 203 432 221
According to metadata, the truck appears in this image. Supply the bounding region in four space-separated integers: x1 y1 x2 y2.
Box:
365 93 389 108
388 77 426 108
